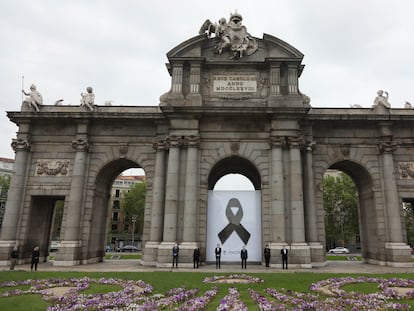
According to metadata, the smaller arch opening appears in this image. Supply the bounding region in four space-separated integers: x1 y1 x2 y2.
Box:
208 156 261 190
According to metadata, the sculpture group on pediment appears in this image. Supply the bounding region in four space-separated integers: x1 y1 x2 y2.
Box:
199 12 258 59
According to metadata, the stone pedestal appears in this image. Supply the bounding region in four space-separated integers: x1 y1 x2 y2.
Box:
309 242 326 267
0 240 17 266
289 243 311 269
156 242 176 268
141 241 159 266
53 241 82 266
385 243 413 267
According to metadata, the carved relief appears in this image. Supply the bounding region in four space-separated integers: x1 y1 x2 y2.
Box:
399 162 414 179
230 142 240 154
119 143 128 158
36 160 70 176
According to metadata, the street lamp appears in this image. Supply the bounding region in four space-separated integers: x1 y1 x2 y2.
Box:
131 214 137 246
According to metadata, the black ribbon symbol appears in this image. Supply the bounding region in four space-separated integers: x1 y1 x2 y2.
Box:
218 198 251 245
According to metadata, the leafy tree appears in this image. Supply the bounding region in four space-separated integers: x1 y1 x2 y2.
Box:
403 202 414 246
121 181 146 239
0 175 11 198
323 172 359 249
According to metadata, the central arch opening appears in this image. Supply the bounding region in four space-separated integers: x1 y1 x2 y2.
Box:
206 156 262 263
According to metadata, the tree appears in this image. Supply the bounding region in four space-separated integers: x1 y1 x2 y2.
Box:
121 181 146 239
323 172 359 249
0 175 11 198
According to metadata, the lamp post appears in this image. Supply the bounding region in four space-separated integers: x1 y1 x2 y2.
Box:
131 214 137 246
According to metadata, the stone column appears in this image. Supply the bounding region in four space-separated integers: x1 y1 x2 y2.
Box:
379 140 403 242
55 122 89 266
144 139 167 265
304 141 318 242
171 64 184 98
149 140 167 243
287 65 298 94
288 136 305 243
162 136 181 242
182 135 200 242
269 64 281 96
0 138 30 241
269 137 286 243
188 64 202 106
63 138 89 241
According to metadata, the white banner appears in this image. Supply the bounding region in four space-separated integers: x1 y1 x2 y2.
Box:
206 191 262 262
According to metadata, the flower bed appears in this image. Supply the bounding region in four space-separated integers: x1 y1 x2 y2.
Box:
203 274 264 284
1 276 414 310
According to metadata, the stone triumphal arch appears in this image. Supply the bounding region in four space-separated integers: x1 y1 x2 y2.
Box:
1 13 414 268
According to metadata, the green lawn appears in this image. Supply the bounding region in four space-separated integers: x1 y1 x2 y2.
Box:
1 271 413 310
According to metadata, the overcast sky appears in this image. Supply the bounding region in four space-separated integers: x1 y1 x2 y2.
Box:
1 0 414 160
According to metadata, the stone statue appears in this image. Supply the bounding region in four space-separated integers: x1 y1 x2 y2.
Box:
372 90 391 109
22 84 43 112
80 86 95 111
199 12 258 59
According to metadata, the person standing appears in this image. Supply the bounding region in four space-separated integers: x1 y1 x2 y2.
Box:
281 245 288 270
215 243 222 269
193 247 200 269
10 246 19 270
31 246 40 271
264 244 271 268
241 245 248 269
172 243 179 268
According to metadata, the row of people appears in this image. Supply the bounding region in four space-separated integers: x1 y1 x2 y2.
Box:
173 243 289 269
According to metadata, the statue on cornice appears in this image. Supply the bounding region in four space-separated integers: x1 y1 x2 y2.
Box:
22 84 43 112
80 86 95 111
199 12 258 59
372 90 391 109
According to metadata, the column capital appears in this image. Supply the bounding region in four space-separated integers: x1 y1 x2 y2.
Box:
287 136 304 148
304 140 316 152
166 135 183 148
184 135 200 148
153 139 167 151
379 140 397 154
71 139 89 152
11 138 30 152
269 137 286 148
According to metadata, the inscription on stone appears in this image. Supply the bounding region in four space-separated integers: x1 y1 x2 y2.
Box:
213 75 257 93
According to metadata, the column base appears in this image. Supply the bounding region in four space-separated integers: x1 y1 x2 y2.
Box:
384 242 413 267
309 242 326 266
141 241 160 266
0 240 19 265
54 240 82 266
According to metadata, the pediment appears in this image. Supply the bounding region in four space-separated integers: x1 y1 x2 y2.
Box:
167 33 304 62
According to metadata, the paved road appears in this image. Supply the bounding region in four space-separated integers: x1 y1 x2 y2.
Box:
3 260 414 274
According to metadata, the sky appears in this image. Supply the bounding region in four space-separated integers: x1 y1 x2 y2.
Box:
1 0 414 162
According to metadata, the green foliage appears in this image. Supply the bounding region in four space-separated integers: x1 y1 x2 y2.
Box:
0 174 11 198
323 172 359 249
120 181 146 237
403 202 414 246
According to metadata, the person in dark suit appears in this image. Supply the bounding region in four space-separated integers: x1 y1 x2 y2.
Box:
10 245 19 270
31 246 40 271
281 245 288 269
215 243 222 269
172 243 179 268
241 245 248 269
264 244 271 268
193 247 200 269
